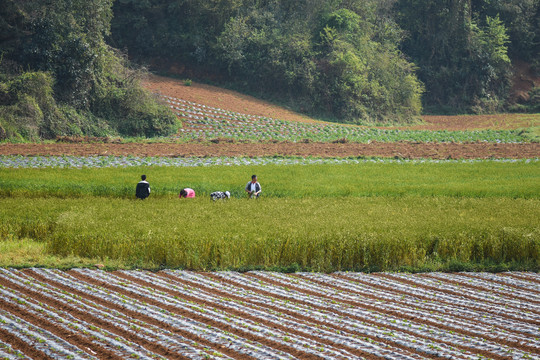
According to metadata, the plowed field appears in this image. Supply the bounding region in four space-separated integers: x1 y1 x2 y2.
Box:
0 269 539 359
1 142 539 159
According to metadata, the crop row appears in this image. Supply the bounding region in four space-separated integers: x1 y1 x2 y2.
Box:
0 269 538 359
164 96 530 143
0 155 536 169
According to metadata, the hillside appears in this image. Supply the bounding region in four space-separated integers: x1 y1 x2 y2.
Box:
144 74 321 124
146 74 539 132
112 0 540 118
0 0 178 141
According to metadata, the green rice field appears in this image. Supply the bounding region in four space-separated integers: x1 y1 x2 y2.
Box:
0 160 539 272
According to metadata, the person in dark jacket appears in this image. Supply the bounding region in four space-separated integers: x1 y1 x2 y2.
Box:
136 175 151 200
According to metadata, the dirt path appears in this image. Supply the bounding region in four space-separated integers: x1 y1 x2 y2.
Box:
1 142 538 159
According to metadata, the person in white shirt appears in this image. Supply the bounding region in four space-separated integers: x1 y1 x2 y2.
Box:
245 175 261 198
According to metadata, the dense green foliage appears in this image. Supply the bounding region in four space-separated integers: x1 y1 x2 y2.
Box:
111 0 540 117
0 0 178 140
1 0 538 135
111 0 423 123
0 162 538 271
396 0 540 113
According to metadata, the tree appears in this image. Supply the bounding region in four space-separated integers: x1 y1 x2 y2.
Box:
396 0 512 112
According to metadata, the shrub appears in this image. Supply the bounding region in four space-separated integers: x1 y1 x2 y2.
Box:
0 0 178 141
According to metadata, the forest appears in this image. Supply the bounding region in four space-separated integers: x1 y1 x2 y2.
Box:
111 0 540 119
1 0 539 139
0 0 178 140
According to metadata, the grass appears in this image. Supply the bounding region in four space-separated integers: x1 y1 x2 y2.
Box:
0 239 125 270
0 161 538 199
0 161 539 272
1 196 538 272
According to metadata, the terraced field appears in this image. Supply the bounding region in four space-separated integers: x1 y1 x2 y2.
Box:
0 269 539 359
164 96 529 143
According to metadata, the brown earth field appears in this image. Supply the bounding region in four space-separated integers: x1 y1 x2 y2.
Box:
0 269 538 359
1 142 539 159
145 74 539 130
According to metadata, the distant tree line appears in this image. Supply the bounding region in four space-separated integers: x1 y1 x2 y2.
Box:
0 0 178 141
397 0 540 113
111 0 539 119
1 0 538 140
110 0 424 123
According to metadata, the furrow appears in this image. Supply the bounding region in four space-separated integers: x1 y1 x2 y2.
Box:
0 339 30 360
459 273 540 294
160 271 441 360
77 269 343 360
25 269 244 360
337 273 540 352
0 310 89 360
257 273 540 352
247 271 539 359
66 269 300 360
500 272 540 285
421 273 540 305
0 326 53 360
119 270 413 360
0 282 177 360
0 286 116 360
0 269 180 359
380 273 540 314
339 272 540 325
8 269 219 360
2 268 538 360
295 273 538 337
206 272 518 359
0 341 31 360
411 273 540 314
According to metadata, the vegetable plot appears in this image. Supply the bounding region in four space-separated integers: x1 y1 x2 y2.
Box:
0 269 539 359
164 96 530 143
1 155 535 169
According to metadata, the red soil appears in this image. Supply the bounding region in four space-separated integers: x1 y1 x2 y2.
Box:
145 74 318 124
0 142 538 159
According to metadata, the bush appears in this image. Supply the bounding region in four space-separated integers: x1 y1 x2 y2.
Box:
0 0 178 141
0 71 117 140
527 86 540 112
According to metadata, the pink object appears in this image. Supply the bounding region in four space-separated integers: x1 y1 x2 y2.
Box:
180 188 196 198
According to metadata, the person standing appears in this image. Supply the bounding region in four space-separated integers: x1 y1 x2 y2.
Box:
245 175 261 198
136 175 151 200
179 188 196 198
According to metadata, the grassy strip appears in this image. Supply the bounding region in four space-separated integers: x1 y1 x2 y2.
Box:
0 161 539 199
1 196 538 272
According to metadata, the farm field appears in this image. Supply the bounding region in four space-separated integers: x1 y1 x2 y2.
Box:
0 142 539 159
1 160 538 198
0 161 538 271
147 75 540 131
1 76 539 360
0 268 539 359
163 95 535 143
